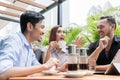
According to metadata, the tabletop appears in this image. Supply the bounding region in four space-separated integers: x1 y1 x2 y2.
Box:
9 72 120 80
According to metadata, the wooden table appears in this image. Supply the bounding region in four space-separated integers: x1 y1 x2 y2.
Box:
9 72 120 80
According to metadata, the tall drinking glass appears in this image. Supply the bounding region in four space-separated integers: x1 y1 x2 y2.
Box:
77 48 89 71
67 44 78 71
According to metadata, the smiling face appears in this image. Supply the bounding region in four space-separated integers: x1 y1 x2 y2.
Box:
29 20 45 42
97 19 114 38
56 27 66 42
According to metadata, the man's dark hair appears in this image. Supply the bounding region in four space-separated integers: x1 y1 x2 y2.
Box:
99 16 117 29
20 10 45 33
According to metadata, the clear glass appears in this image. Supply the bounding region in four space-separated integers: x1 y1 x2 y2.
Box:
67 54 78 71
77 48 89 70
88 59 96 72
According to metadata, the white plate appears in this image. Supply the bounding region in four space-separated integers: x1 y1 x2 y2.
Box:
42 70 58 75
59 71 87 78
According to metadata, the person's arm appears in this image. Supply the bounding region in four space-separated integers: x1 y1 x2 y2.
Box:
43 46 52 63
0 58 59 80
43 41 58 63
0 65 47 80
88 36 109 61
88 46 103 61
96 64 110 71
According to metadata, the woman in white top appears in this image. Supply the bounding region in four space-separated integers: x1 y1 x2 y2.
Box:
43 25 83 67
43 25 67 66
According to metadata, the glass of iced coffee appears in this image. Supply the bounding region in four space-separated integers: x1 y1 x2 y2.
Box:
77 48 89 71
67 44 78 71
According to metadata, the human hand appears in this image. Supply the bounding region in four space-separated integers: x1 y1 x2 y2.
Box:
98 36 110 50
74 36 84 48
44 58 59 70
49 41 59 50
57 63 68 72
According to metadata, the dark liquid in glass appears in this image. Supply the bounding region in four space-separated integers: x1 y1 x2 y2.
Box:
68 63 78 71
79 64 88 70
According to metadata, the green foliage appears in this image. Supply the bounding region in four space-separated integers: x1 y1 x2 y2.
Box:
41 6 120 48
41 26 83 46
86 6 120 43
87 15 100 41
115 25 120 37
65 26 82 45
41 29 50 46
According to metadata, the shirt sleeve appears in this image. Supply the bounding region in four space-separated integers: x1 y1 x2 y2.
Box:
87 41 98 56
0 56 13 74
0 36 19 74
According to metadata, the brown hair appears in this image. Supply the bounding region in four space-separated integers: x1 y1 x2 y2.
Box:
49 25 61 43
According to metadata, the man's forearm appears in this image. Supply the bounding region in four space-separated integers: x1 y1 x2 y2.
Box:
0 65 48 80
96 64 110 71
88 47 103 60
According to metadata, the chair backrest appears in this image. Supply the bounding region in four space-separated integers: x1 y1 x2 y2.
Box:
34 48 43 64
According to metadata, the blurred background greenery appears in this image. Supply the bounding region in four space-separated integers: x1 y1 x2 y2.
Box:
36 5 120 48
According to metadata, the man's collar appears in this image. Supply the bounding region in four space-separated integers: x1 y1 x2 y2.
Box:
114 36 120 43
18 32 32 47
